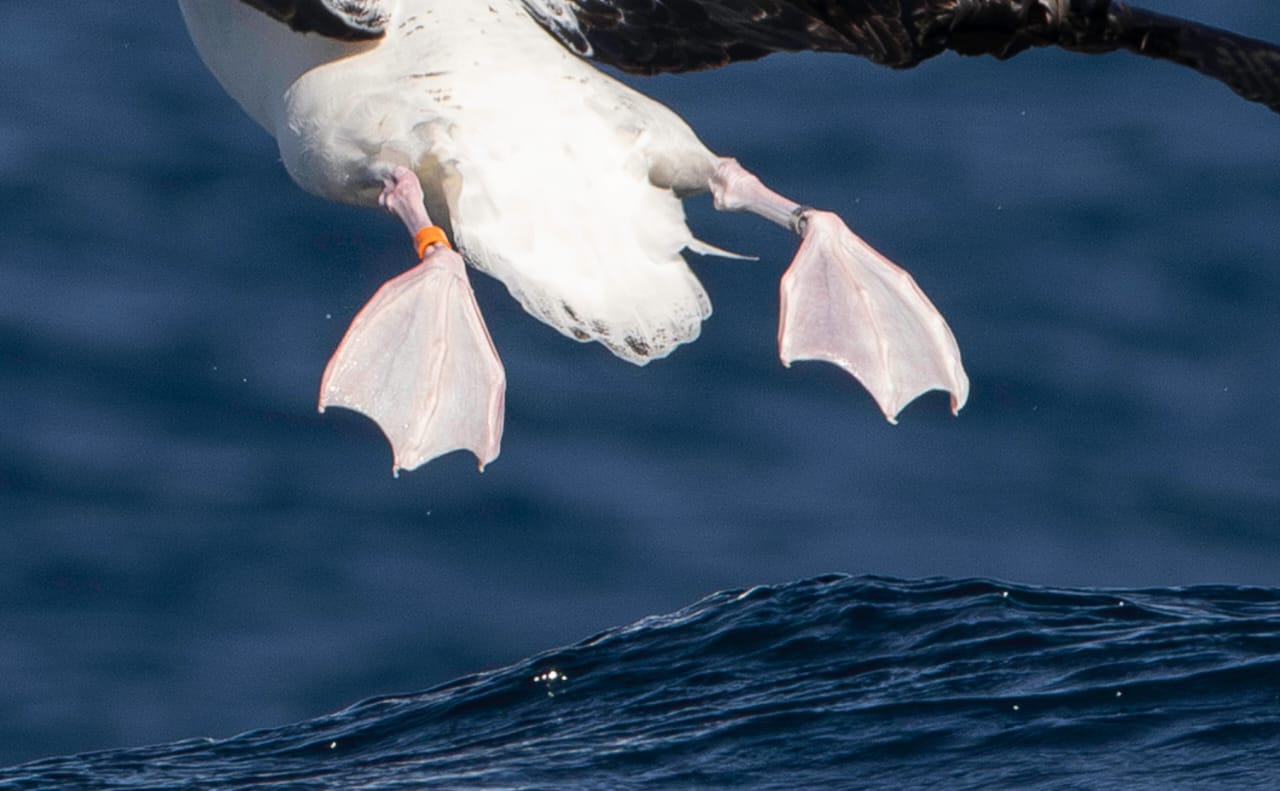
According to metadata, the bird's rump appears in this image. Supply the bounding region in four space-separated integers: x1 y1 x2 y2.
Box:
443 106 715 365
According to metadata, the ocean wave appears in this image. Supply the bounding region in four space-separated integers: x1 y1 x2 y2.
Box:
4 575 1278 789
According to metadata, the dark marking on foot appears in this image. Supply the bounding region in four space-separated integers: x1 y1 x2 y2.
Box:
571 328 590 340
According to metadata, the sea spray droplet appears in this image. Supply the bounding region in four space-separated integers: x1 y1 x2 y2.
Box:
533 668 569 697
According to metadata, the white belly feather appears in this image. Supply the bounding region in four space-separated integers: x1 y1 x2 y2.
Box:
186 0 722 363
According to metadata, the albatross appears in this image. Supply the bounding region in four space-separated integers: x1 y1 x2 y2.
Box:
177 0 1280 473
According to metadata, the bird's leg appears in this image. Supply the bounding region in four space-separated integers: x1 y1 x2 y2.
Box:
319 166 506 473
708 157 969 422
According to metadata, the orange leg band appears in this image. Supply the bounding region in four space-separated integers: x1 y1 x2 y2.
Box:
414 226 452 258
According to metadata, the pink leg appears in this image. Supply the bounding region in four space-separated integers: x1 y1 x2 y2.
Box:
709 158 969 422
319 167 506 473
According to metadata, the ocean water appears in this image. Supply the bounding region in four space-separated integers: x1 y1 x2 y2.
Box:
4 575 1280 789
1 0 1277 781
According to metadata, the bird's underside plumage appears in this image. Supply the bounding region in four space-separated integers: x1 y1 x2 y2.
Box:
181 0 1278 472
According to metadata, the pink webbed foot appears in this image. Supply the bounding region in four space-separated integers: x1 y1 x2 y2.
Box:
319 167 506 473
780 210 969 422
709 158 969 422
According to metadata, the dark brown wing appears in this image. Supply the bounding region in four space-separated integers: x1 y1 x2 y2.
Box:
238 0 388 41
525 0 1280 112
525 0 943 73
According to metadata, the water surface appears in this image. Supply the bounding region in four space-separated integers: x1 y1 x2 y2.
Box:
0 1 1277 768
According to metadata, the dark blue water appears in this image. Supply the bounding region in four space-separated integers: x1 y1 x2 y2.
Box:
1 0 1278 779
3 575 1280 789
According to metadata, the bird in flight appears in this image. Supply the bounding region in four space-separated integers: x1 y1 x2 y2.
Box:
178 0 1280 473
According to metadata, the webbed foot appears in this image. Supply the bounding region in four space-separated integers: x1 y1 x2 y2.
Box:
709 157 968 421
780 209 968 421
319 167 506 473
